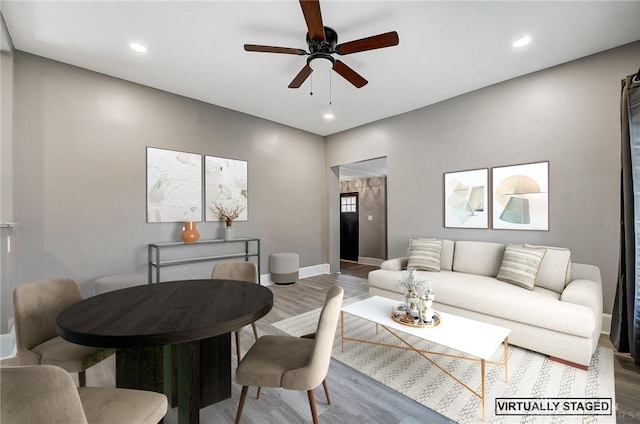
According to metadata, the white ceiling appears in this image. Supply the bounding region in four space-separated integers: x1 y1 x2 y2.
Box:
340 156 387 180
2 1 640 136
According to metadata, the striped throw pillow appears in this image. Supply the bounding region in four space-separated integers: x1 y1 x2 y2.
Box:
407 239 443 272
496 244 546 290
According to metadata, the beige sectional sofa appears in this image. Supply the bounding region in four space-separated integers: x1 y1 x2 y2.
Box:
368 239 603 367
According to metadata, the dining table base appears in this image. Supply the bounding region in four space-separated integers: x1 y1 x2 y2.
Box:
116 333 232 424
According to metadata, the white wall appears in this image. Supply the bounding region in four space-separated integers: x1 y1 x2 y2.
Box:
326 41 640 314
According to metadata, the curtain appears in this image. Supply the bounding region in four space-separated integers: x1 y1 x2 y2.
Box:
611 72 640 364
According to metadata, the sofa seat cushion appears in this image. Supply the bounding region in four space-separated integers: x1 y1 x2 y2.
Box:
368 269 595 337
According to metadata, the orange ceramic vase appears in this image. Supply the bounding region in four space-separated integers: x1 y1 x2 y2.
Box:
181 221 200 244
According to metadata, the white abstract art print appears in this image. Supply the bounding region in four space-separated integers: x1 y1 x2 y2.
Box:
444 168 488 228
205 156 248 222
492 161 549 231
146 147 202 223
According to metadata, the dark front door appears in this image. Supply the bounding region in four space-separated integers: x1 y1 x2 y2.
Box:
340 193 359 261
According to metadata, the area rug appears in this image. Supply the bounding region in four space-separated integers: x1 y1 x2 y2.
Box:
272 305 616 424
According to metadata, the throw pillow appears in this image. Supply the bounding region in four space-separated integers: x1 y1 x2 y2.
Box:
524 243 571 293
496 244 546 290
407 239 443 272
405 237 435 258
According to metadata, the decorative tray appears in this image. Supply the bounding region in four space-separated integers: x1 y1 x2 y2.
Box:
391 311 441 328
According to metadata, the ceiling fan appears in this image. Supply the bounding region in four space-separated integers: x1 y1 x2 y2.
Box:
244 0 399 89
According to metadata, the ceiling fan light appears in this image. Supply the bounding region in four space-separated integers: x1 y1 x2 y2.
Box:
309 56 334 72
323 112 334 120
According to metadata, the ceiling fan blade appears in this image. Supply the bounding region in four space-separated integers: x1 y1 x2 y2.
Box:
335 31 399 55
299 0 325 41
333 60 368 88
288 64 313 88
244 44 307 55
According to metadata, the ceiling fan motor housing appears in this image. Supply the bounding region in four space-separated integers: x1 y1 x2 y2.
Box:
306 26 338 54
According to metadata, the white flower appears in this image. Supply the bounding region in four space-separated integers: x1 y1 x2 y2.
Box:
397 267 425 293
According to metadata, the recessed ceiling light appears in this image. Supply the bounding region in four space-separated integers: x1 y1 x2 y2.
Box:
323 113 334 120
512 36 531 48
129 42 148 53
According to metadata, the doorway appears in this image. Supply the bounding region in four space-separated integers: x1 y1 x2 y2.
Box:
337 157 388 268
340 193 359 261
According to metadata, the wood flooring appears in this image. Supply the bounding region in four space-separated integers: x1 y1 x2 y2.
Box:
3 261 638 423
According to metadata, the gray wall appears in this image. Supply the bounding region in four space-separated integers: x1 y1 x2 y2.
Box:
326 41 640 315
340 177 387 261
6 53 325 320
0 12 15 332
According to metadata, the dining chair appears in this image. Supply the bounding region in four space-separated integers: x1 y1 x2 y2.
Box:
234 285 344 424
13 278 114 387
211 261 260 364
1 365 168 424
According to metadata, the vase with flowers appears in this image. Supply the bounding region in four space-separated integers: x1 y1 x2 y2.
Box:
397 267 425 314
211 202 245 241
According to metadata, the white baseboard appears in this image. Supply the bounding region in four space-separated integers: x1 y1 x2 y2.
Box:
358 256 385 266
601 313 612 335
260 263 330 286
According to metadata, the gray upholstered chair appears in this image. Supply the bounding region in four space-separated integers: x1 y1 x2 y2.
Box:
211 261 260 364
13 278 114 387
234 285 344 424
1 365 167 424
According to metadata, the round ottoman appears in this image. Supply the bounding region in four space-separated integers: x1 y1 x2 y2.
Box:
270 253 299 285
93 272 147 295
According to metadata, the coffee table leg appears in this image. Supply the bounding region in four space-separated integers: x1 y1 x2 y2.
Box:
481 359 486 421
504 337 509 382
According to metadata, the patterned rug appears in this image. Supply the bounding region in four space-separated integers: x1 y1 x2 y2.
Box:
272 303 616 424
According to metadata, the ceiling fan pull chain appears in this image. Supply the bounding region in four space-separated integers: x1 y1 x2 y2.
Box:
310 74 313 96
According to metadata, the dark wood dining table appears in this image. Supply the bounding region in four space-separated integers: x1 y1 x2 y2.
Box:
57 279 273 424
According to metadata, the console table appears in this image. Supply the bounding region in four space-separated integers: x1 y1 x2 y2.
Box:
148 238 260 283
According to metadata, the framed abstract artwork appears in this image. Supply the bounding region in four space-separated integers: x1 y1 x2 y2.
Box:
146 147 203 223
444 168 488 228
492 161 549 231
204 155 248 222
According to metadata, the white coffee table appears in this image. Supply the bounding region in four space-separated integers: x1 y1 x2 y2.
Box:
340 296 511 421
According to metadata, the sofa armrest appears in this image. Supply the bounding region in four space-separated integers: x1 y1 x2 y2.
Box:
570 263 602 284
380 257 408 271
561 278 603 335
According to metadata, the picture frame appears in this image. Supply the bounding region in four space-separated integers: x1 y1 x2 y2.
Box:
146 147 203 223
443 168 489 229
492 161 549 231
204 155 248 222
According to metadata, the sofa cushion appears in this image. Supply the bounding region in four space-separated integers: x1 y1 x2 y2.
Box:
405 238 455 270
407 239 442 271
524 243 571 293
452 241 505 277
496 244 546 290
439 239 455 271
